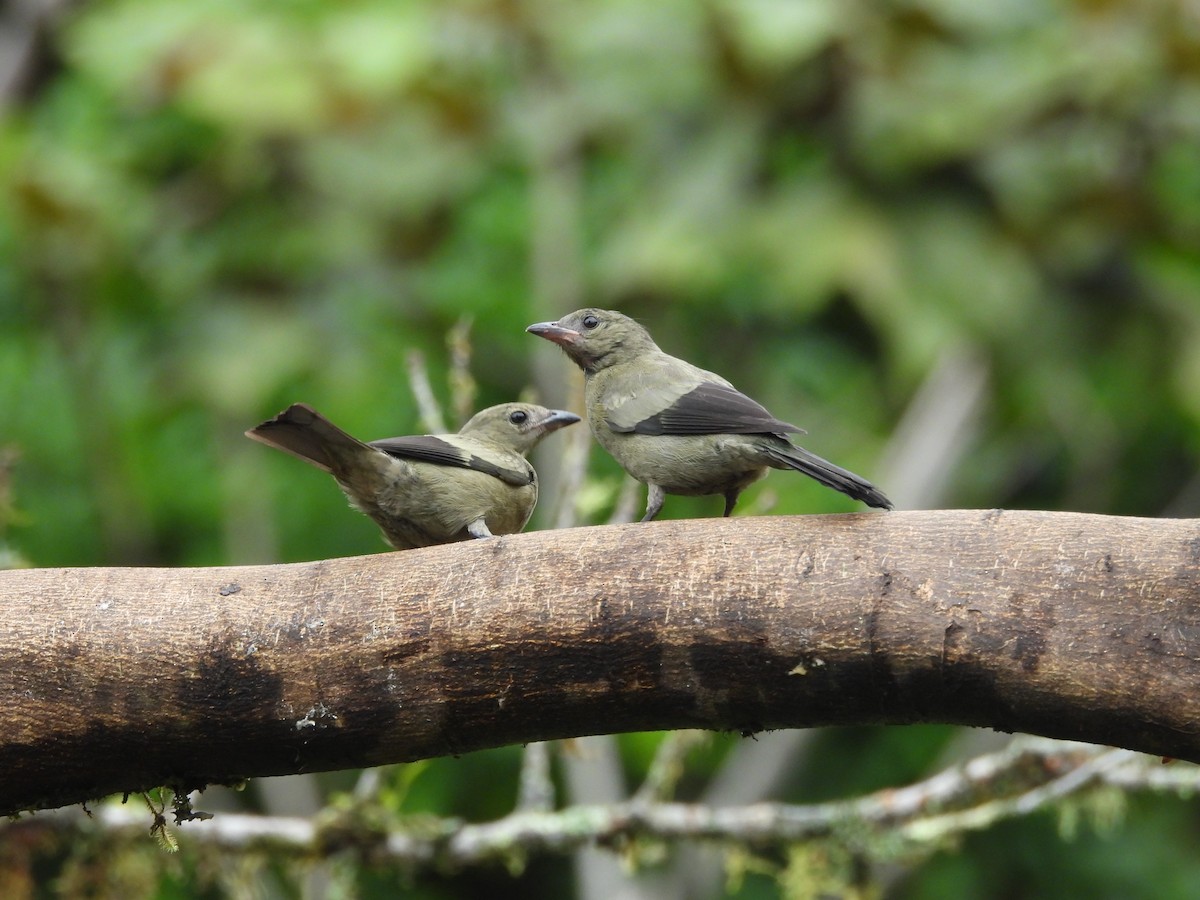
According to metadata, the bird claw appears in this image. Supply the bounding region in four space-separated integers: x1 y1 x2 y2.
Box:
467 520 495 540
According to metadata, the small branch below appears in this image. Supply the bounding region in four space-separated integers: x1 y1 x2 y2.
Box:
11 739 1196 870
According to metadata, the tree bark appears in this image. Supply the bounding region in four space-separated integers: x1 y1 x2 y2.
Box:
3 509 1199 816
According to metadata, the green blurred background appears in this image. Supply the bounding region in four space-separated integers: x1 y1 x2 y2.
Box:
2 0 1200 896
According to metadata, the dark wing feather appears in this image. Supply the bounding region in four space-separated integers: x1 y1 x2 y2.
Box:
370 435 533 486
612 382 805 436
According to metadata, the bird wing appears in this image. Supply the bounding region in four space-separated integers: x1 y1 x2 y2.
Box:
607 376 805 437
369 435 533 487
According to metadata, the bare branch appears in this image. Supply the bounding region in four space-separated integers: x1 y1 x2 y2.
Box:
877 343 989 511
550 417 593 530
11 739 1196 871
446 316 476 429
404 349 447 434
3 510 1200 816
898 747 1135 843
633 731 710 805
517 742 556 813
607 475 644 526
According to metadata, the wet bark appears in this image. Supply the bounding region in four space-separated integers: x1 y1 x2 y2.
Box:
3 509 1199 816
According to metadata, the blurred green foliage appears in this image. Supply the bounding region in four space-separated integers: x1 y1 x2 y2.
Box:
3 0 1200 896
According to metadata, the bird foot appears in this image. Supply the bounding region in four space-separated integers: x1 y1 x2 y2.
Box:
467 519 495 540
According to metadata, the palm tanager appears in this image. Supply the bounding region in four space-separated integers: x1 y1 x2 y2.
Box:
246 402 580 549
527 308 891 520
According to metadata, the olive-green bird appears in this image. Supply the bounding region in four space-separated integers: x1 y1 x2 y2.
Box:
527 308 892 521
246 402 580 549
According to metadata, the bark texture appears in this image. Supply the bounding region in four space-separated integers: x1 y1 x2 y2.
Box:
3 509 1199 816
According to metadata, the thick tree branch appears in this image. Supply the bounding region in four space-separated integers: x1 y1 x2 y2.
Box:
3 510 1200 816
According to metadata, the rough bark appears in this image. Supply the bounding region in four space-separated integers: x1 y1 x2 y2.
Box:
3 509 1199 816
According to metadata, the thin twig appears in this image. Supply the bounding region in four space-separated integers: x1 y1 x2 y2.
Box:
352 768 383 803
899 747 1135 842
517 742 556 813
405 350 447 434
875 343 989 511
633 731 709 806
607 476 643 526
446 316 476 429
15 740 1195 870
552 421 592 530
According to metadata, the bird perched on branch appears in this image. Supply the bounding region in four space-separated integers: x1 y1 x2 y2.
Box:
527 309 892 521
246 402 580 549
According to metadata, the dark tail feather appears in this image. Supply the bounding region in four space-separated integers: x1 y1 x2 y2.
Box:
763 443 893 510
245 403 369 473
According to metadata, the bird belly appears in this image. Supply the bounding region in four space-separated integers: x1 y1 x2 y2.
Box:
339 458 535 550
599 432 768 497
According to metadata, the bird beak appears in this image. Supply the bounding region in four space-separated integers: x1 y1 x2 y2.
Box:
537 409 582 432
526 321 581 348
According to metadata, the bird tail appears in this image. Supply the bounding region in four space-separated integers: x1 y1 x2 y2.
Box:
762 442 893 510
245 403 370 474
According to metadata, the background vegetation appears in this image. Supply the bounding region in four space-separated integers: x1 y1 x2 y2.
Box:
2 0 1200 896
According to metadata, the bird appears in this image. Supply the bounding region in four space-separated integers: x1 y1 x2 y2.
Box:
526 308 891 521
245 402 580 549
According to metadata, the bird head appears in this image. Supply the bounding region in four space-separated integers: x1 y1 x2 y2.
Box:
526 308 658 374
460 403 580 454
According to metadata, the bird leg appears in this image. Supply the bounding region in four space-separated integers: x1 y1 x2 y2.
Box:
467 519 495 539
722 490 739 517
641 484 665 522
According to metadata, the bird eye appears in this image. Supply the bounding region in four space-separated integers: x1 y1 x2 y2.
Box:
508 410 529 425
581 314 600 329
